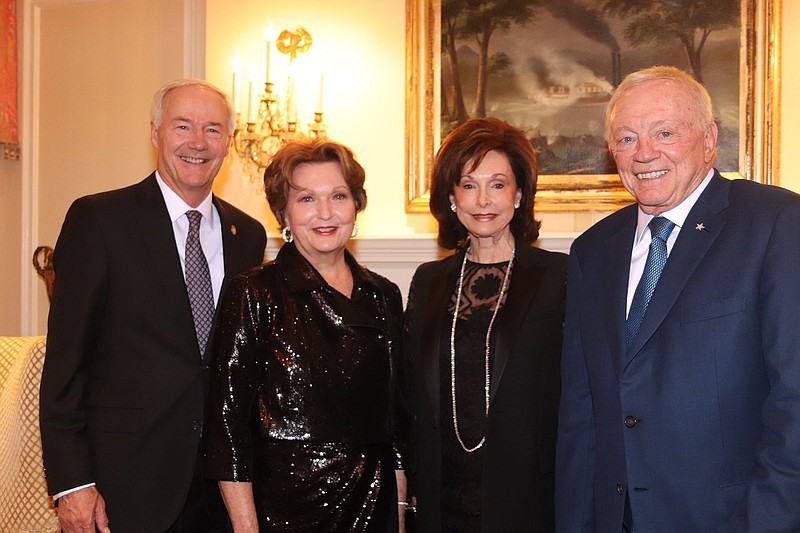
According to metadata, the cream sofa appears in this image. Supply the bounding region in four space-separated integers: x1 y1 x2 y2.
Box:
0 336 59 532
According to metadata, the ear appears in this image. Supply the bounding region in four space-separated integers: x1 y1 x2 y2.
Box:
703 122 718 163
515 189 522 205
448 193 455 206
150 122 159 149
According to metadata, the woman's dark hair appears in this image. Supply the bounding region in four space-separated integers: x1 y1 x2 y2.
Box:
429 117 540 249
264 139 367 227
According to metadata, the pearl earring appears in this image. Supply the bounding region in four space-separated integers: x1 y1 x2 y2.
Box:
450 203 456 212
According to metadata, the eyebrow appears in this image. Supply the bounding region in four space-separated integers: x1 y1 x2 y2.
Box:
172 116 224 128
461 172 509 179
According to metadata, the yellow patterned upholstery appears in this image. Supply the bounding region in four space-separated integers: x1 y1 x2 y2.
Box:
0 336 60 532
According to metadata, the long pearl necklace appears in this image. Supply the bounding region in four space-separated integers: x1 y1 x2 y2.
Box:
450 244 515 453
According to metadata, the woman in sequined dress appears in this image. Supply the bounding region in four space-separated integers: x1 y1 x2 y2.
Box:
205 140 408 532
404 118 567 532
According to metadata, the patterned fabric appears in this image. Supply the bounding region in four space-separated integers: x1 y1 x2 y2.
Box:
626 216 676 348
185 210 215 355
0 336 60 532
0 0 19 159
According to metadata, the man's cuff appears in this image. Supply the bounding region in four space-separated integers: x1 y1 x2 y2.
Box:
53 482 96 501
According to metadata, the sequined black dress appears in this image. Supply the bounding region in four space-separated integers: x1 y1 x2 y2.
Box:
206 242 406 532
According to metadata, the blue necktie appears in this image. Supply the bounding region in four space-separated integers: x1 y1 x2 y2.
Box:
626 216 675 349
185 210 215 356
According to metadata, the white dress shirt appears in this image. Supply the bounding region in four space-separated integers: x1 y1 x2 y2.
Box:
626 169 715 317
155 171 225 304
54 173 225 501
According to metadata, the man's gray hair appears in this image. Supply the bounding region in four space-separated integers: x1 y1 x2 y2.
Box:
150 78 235 133
605 65 715 140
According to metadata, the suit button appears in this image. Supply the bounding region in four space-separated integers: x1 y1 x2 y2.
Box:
192 420 201 431
617 483 624 496
624 415 638 428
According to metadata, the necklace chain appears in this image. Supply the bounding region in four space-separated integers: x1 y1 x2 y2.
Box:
450 244 515 453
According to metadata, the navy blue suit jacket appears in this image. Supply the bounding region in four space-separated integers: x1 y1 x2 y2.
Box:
556 172 800 532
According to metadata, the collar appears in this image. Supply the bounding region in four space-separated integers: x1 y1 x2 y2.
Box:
634 168 714 245
275 241 382 295
155 171 215 225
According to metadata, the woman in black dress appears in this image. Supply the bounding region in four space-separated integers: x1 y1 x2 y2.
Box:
404 118 566 532
206 140 407 532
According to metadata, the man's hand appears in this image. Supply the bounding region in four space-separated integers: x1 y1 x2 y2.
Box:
57 486 111 533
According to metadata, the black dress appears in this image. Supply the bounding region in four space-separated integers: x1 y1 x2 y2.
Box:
404 240 566 532
205 242 406 532
439 260 509 533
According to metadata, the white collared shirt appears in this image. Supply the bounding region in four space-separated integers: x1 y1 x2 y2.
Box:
52 174 226 502
626 169 715 316
155 172 225 303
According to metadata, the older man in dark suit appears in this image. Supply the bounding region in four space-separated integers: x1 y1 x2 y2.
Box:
556 66 800 531
40 79 266 533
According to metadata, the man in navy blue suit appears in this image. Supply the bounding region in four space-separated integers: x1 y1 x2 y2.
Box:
555 66 800 531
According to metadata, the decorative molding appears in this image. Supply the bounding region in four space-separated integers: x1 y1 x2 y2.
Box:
265 233 575 264
183 0 205 78
20 0 42 335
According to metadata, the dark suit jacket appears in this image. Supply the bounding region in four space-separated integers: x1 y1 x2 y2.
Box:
405 239 567 532
39 173 266 533
556 172 800 532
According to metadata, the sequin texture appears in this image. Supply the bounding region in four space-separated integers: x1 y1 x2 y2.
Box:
206 242 406 531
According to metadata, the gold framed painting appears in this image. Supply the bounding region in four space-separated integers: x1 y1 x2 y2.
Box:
405 0 781 213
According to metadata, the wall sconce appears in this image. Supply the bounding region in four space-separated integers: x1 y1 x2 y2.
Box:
230 24 327 187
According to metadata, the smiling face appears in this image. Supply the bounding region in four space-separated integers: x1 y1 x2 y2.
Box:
449 150 521 246
608 78 717 215
150 84 231 207
284 161 356 266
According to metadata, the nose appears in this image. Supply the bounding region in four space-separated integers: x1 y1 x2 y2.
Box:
476 187 490 208
317 198 332 219
633 136 658 162
187 128 208 150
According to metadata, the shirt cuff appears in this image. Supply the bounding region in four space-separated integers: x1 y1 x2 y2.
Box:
53 482 96 501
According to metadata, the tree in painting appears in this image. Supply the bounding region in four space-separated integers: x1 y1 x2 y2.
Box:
441 0 543 124
595 0 740 82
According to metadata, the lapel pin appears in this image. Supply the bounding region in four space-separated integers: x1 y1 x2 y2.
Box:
695 223 706 232
230 224 237 235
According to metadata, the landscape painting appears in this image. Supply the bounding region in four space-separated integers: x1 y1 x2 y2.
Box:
406 0 779 212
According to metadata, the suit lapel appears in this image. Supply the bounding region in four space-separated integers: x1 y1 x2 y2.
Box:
419 253 460 424
131 174 199 354
591 210 637 375
490 243 543 400
626 173 730 362
215 197 249 277
603 208 639 376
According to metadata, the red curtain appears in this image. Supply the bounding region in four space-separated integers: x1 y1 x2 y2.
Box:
0 0 18 160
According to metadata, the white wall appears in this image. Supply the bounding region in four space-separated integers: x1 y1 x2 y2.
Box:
25 0 186 334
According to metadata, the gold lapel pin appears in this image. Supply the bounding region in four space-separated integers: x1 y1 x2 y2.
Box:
231 225 237 235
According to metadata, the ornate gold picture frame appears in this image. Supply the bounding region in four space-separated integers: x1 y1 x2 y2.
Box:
405 0 781 213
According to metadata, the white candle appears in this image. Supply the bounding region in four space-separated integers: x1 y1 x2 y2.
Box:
317 71 325 113
231 51 241 112
288 79 297 122
247 80 253 123
265 22 274 84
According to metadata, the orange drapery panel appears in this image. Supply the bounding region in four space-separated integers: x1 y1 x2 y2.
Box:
0 0 18 160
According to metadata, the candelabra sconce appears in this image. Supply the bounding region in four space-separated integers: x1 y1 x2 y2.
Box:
231 26 327 188
309 112 327 139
